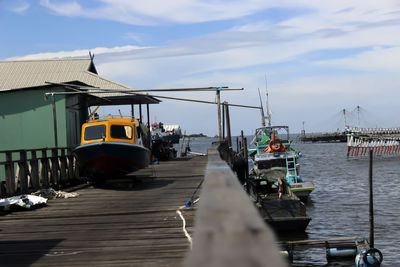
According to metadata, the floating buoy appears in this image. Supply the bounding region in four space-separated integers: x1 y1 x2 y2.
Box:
326 247 356 259
355 248 383 267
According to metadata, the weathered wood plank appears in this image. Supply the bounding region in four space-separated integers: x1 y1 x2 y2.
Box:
186 144 288 267
0 156 207 266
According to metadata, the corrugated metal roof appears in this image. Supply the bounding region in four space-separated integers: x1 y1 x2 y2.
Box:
0 58 135 93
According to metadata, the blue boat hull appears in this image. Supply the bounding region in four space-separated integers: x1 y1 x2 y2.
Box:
73 141 151 177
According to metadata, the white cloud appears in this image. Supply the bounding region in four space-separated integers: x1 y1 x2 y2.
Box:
315 46 400 72
12 2 30 14
2 1 30 14
10 0 400 132
7 45 150 60
39 0 278 25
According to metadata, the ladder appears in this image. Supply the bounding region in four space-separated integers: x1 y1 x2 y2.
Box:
285 154 298 183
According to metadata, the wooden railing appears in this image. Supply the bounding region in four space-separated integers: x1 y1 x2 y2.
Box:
0 147 81 197
185 143 288 267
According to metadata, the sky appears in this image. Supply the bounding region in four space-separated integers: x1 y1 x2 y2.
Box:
1 0 400 136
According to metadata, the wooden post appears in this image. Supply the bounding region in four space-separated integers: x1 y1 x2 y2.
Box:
243 137 249 193
52 96 59 147
369 149 374 248
180 131 186 157
5 151 15 196
241 130 244 154
40 149 49 187
217 89 222 141
51 148 60 187
60 149 67 184
67 153 74 181
224 101 232 148
18 150 28 193
30 150 40 190
139 104 143 124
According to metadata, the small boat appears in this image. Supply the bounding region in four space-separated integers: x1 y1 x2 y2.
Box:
150 122 182 144
74 117 151 178
249 126 314 202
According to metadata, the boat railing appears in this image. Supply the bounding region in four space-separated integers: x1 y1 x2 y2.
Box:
0 147 82 197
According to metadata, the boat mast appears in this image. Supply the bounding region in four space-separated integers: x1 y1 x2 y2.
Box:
265 74 272 127
258 88 266 127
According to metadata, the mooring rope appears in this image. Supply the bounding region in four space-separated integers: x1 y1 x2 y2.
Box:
176 205 193 249
176 197 200 249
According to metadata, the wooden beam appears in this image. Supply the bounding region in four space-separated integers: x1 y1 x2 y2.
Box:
186 143 287 267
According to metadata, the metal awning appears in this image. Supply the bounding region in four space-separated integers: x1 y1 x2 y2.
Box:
44 82 161 106
86 93 160 106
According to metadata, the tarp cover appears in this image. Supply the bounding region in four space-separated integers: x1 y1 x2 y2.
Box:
0 194 47 209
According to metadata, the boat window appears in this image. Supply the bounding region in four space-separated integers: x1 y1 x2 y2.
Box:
84 125 106 140
111 125 132 139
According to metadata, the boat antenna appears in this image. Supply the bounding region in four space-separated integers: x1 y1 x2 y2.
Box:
265 74 272 127
258 88 266 127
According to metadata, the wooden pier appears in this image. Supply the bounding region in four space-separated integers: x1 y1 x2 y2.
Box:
299 133 346 143
0 156 207 267
0 144 288 267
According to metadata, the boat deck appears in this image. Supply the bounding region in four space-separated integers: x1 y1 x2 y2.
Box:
0 156 207 267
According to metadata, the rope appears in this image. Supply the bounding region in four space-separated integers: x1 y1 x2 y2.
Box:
185 179 204 207
176 197 200 249
176 206 193 249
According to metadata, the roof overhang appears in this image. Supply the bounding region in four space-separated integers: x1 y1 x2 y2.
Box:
86 93 160 106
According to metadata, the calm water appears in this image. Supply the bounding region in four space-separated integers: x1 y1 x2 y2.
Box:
177 137 399 266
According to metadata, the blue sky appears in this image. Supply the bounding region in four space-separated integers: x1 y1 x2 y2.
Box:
2 0 400 135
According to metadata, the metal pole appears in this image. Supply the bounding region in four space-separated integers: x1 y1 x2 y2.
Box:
131 104 134 118
217 89 222 141
52 96 58 147
224 101 232 148
369 149 374 248
146 104 150 129
222 102 225 139
139 104 142 124
147 104 151 149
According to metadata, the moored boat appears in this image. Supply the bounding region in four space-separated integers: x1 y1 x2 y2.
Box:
250 125 314 202
74 117 151 179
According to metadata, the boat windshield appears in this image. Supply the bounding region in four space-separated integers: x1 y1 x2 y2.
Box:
84 125 106 140
254 126 289 143
111 125 133 140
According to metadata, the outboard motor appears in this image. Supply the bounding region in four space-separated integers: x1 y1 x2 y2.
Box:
355 248 383 267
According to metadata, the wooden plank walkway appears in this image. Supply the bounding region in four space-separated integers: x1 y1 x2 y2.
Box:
0 156 207 267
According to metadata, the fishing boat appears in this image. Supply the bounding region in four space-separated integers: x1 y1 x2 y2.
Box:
247 126 312 232
74 117 151 178
249 125 314 202
150 122 182 144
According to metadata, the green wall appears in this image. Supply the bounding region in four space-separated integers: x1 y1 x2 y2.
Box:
0 88 67 150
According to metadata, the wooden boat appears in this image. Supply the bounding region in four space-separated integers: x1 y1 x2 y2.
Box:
249 125 314 202
247 170 311 232
74 117 151 178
